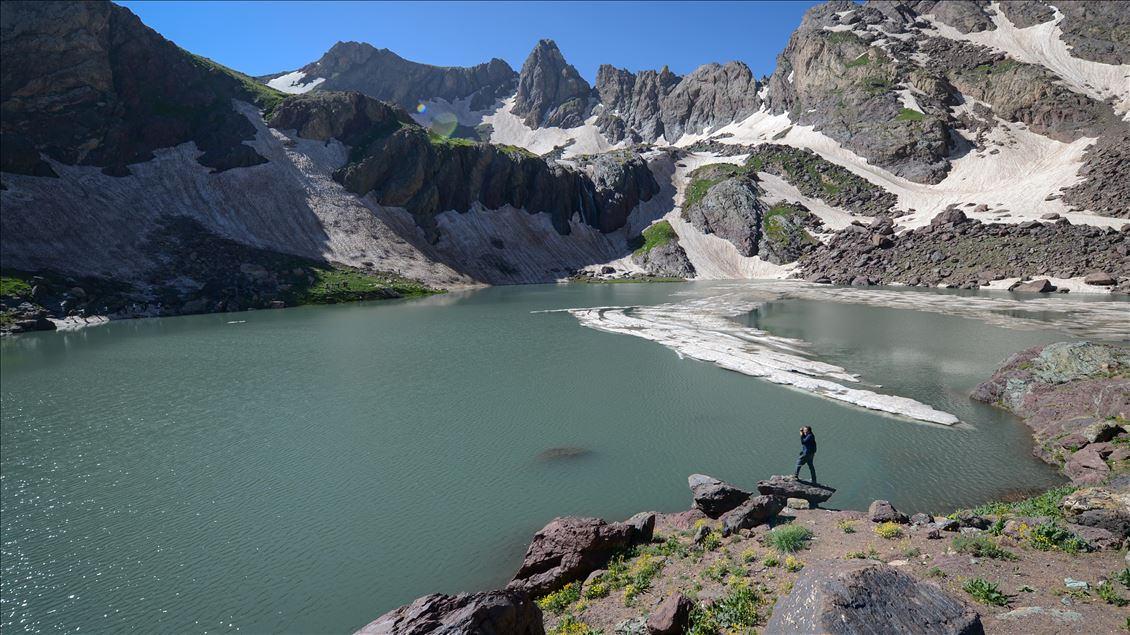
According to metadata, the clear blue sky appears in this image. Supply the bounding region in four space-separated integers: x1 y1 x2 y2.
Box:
116 1 822 82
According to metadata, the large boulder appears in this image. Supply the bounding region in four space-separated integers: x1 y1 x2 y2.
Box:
757 475 836 506
764 560 984 634
508 517 633 596
1061 487 1130 538
868 500 910 524
1063 445 1112 485
721 495 788 536
688 474 752 518
355 589 543 635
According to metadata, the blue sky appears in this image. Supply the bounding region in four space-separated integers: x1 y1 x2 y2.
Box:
117 1 821 82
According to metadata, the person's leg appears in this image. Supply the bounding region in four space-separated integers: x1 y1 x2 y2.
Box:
807 454 817 483
795 454 804 478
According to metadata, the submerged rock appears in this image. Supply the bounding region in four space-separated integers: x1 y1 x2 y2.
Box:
688 474 752 518
765 560 984 634
355 589 543 634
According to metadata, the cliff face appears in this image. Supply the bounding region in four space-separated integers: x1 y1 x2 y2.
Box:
0 0 279 177
268 92 658 240
595 62 762 144
265 41 517 111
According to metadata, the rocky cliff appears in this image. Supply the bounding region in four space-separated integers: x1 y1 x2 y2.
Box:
261 41 517 111
1 0 281 176
511 40 592 128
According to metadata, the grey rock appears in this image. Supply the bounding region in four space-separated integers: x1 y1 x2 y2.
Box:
869 500 910 524
688 473 752 518
910 513 935 526
995 606 1081 623
1083 271 1116 286
624 512 656 544
682 173 764 257
355 589 543 634
720 495 788 536
1012 279 1055 293
764 560 984 634
512 40 591 129
756 474 836 506
1061 487 1130 538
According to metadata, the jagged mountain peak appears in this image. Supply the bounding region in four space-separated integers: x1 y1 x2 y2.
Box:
511 38 592 129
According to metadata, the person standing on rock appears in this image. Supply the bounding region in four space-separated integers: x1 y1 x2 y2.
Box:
795 426 817 483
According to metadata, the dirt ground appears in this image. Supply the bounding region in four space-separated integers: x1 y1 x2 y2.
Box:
540 506 1130 634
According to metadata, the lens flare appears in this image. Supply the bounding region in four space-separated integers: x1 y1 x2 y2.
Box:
428 111 458 138
415 103 427 114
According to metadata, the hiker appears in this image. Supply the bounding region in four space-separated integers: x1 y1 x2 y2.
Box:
795 426 817 483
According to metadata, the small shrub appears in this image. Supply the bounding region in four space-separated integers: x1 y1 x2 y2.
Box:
740 548 758 563
550 615 601 635
952 536 1018 561
689 584 760 634
784 555 804 572
927 567 946 578
700 530 723 552
845 550 867 559
874 522 903 539
645 535 688 558
767 525 813 553
537 583 581 614
704 559 735 582
1028 522 1088 554
1117 567 1130 588
963 578 1009 607
902 545 922 558
763 554 780 567
837 520 857 534
1097 580 1129 607
582 582 608 599
968 486 1076 520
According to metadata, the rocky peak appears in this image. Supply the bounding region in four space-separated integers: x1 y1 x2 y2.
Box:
512 39 592 128
277 41 517 111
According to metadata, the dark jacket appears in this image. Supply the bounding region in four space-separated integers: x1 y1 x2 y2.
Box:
800 432 816 456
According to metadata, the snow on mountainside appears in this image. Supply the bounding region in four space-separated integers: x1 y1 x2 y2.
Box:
1 0 1128 330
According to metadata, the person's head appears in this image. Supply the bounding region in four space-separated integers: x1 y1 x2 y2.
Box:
801 426 812 435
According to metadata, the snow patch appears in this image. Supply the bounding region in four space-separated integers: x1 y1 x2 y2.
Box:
483 97 621 157
265 71 325 95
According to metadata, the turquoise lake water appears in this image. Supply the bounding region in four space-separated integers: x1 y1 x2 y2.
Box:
2 282 1115 633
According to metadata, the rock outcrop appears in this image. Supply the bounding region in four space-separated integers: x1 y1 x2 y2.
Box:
264 41 517 111
355 589 543 635
765 560 984 634
720 495 788 536
757 475 836 506
797 212 1130 292
688 474 752 518
508 516 635 596
1 0 274 176
1061 486 1130 538
971 341 1129 484
869 499 910 523
512 40 591 129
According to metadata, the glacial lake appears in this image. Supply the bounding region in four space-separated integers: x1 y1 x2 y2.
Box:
2 282 1125 633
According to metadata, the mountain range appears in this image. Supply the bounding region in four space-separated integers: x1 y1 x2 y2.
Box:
1 0 1128 329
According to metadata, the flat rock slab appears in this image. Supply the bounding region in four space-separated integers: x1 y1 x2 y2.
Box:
765 560 983 635
757 475 836 505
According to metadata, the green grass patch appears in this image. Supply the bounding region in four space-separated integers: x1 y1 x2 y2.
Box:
965 485 1076 520
0 274 33 298
592 552 666 606
283 266 437 306
1028 521 1089 554
767 525 813 553
964 578 1009 606
187 53 287 115
498 144 537 158
633 220 678 256
873 521 904 540
1097 580 1129 607
826 31 865 45
861 76 893 95
845 53 871 68
427 131 479 147
952 536 1018 561
549 615 601 635
688 583 761 634
683 163 748 209
895 108 925 122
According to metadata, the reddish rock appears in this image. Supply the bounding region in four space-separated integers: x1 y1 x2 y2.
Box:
688 474 751 518
1064 445 1111 485
1012 278 1055 293
720 495 787 536
1083 271 1116 286
508 517 633 596
869 499 909 524
646 593 692 635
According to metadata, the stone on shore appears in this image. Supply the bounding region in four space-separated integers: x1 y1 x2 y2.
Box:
355 589 543 635
624 511 656 544
1011 278 1055 293
869 500 910 524
1061 487 1130 538
910 513 935 526
508 517 634 596
1083 271 1116 286
757 475 836 506
764 560 983 634
720 495 787 536
645 593 692 635
688 474 751 518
